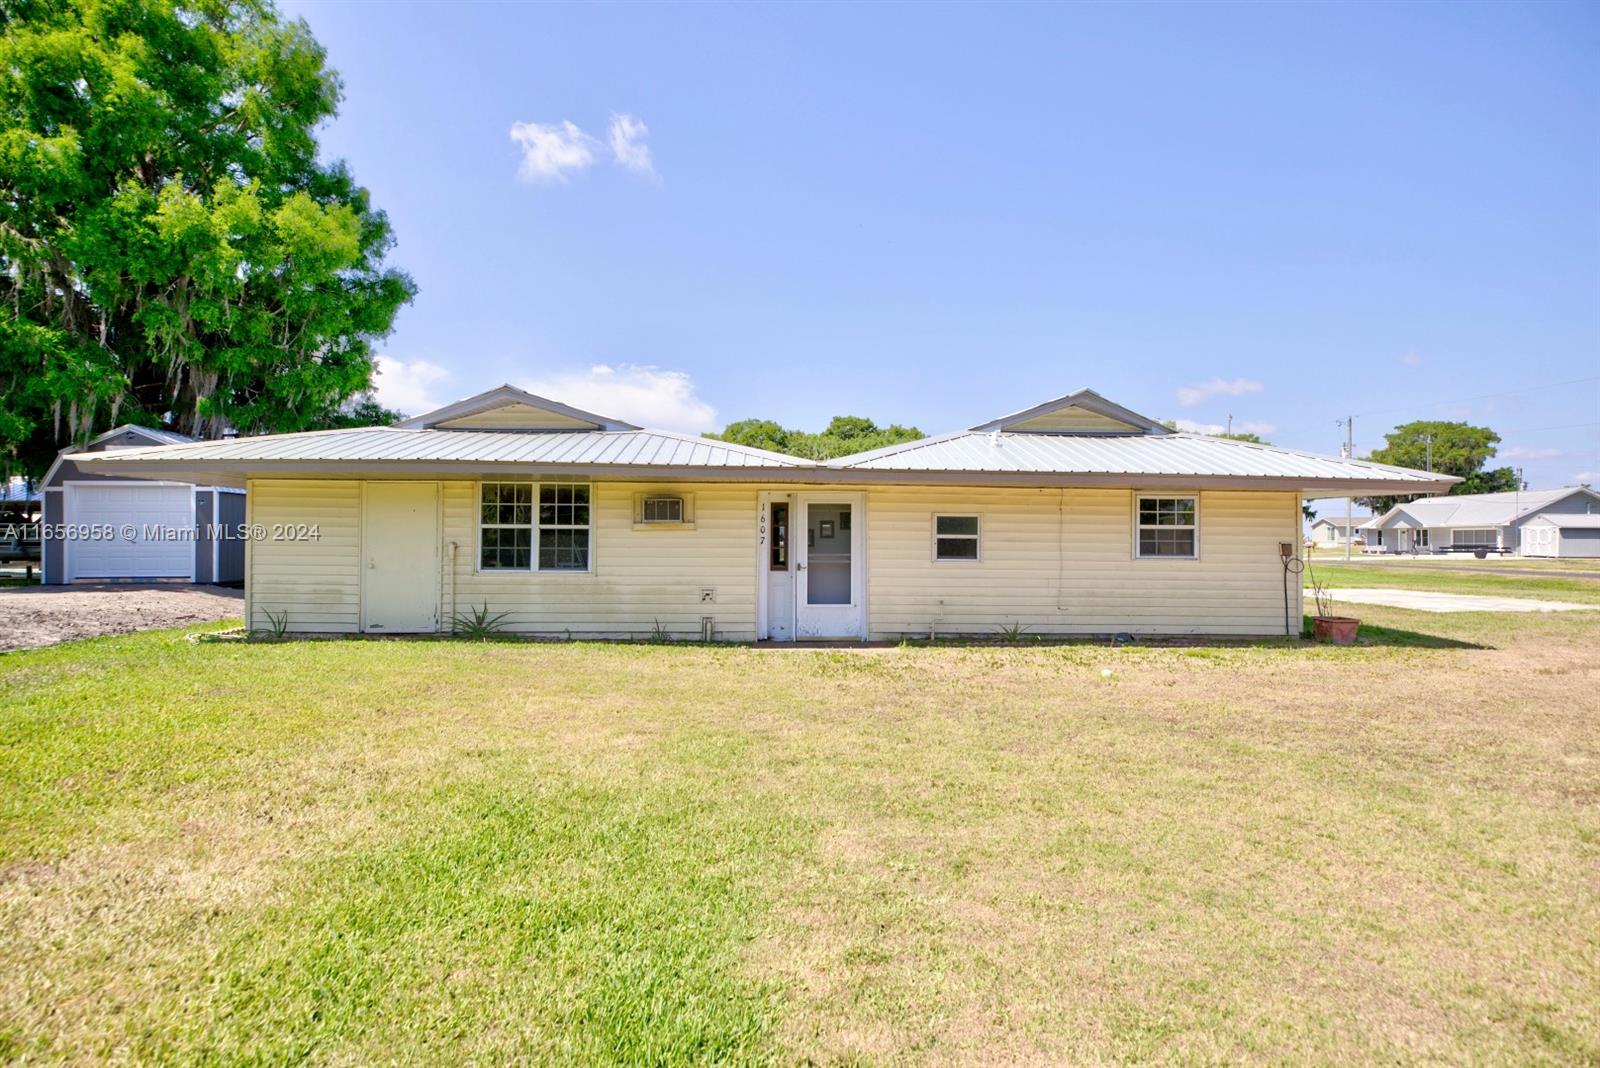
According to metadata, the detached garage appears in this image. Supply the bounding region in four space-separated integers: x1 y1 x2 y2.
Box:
1522 514 1600 559
40 425 245 586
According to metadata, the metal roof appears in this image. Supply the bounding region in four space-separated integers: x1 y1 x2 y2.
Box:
80 425 812 470
394 384 639 431
1370 487 1599 529
827 430 1450 485
1525 513 1600 529
968 388 1172 434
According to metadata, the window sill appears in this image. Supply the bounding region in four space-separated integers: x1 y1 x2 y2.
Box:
631 522 696 532
473 568 595 577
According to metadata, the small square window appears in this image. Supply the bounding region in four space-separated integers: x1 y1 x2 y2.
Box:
934 514 980 561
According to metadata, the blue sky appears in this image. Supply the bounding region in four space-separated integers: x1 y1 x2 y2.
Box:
283 0 1598 491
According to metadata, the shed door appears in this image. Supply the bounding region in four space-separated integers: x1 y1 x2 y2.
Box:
66 484 193 580
362 482 440 633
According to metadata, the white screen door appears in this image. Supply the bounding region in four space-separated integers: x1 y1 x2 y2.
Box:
794 493 865 639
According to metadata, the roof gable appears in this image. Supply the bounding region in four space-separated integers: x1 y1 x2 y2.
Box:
396 385 639 432
969 389 1170 435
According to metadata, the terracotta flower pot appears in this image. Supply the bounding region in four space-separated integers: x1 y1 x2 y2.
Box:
1312 616 1360 645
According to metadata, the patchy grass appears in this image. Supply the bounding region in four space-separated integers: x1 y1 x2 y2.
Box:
3 610 1599 1063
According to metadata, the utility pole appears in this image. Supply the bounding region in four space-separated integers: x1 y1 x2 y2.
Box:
1423 433 1433 474
1226 413 1233 436
1341 417 1354 561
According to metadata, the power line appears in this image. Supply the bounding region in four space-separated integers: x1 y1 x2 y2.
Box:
1350 375 1600 421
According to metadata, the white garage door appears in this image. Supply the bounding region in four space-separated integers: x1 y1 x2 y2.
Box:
67 484 194 580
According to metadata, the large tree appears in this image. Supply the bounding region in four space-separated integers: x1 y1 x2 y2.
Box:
1 0 414 477
709 415 924 460
1361 420 1518 513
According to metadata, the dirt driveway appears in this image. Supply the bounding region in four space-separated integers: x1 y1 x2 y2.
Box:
0 584 243 652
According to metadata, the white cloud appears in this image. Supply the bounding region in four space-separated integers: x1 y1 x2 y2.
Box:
1176 377 1264 407
1502 446 1563 461
519 364 715 433
372 356 451 417
608 113 656 179
1400 351 1424 368
509 120 600 182
1574 471 1597 485
1171 418 1276 437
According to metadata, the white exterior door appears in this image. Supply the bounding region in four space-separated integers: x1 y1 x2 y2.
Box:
759 494 796 641
362 482 440 633
66 483 193 580
794 493 866 639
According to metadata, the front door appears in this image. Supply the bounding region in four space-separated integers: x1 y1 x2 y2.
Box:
761 496 795 641
363 482 440 633
794 493 865 639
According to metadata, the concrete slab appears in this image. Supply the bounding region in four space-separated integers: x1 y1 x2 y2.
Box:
1321 588 1597 613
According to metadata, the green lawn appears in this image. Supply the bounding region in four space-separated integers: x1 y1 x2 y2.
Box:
3 609 1599 1063
1308 559 1600 606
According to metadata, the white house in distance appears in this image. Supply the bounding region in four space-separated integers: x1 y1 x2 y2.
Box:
1307 510 1372 547
1360 486 1600 557
39 424 246 585
75 385 1452 640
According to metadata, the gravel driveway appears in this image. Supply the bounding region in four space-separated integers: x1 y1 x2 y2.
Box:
0 584 244 652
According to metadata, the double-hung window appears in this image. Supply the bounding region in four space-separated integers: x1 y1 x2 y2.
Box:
934 515 980 560
1135 495 1198 558
480 482 591 571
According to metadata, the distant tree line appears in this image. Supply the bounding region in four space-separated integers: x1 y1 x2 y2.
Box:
707 415 924 460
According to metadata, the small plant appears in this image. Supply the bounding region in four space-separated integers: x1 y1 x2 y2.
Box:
1308 570 1335 619
452 602 511 641
649 619 673 643
253 609 289 641
996 621 1030 642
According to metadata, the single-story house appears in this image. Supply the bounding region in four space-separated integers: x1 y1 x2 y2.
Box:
1359 486 1600 555
40 424 246 585
1308 511 1371 546
75 385 1452 640
1521 513 1600 559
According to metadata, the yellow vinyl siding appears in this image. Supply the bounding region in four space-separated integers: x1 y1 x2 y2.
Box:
1007 407 1141 433
866 487 1302 638
443 481 758 640
242 478 1304 639
435 404 597 431
246 479 362 632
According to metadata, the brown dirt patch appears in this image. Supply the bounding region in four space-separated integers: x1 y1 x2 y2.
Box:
0 584 242 652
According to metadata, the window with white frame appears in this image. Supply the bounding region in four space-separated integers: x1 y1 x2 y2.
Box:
934 515 979 560
1136 496 1197 558
480 482 590 571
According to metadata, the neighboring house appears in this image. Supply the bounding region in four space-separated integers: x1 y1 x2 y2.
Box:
1521 514 1600 559
39 425 246 585
1360 486 1600 556
1 477 42 563
76 385 1452 639
1308 512 1371 547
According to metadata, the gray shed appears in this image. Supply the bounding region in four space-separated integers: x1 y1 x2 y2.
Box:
40 425 245 586
1521 513 1600 559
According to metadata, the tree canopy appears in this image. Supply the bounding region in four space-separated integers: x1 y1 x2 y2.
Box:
708 415 924 460
1 0 415 477
1361 420 1518 512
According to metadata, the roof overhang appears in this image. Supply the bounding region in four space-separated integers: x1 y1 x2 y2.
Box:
72 454 1460 495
